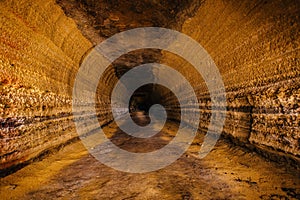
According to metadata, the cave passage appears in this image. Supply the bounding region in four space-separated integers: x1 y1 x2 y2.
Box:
0 0 299 199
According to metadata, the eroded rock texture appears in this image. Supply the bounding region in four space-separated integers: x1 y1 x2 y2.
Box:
0 0 299 173
0 0 112 172
162 0 300 162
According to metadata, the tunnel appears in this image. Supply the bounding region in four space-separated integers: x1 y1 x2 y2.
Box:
0 0 299 199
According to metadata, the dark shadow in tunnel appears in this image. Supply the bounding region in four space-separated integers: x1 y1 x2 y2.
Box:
100 83 182 153
128 84 174 123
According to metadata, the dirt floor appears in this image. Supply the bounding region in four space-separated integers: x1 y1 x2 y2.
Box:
0 113 299 200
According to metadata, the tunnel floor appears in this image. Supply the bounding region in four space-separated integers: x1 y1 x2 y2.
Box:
1 112 299 199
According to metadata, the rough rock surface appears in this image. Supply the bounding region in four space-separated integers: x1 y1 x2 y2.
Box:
161 0 300 163
0 0 299 174
0 0 114 171
0 119 299 199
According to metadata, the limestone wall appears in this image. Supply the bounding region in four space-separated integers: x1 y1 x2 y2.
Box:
0 0 113 171
162 0 300 160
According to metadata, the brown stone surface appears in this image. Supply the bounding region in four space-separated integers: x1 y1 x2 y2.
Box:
162 0 300 161
0 0 299 185
0 0 102 171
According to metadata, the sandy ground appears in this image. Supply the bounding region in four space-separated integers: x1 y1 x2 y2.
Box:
0 112 299 199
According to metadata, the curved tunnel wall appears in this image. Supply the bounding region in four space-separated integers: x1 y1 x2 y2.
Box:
162 0 300 161
0 0 299 171
0 0 114 171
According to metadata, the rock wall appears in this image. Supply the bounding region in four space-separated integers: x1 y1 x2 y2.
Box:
162 0 300 161
0 0 114 172
1 0 299 173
